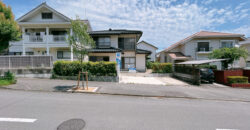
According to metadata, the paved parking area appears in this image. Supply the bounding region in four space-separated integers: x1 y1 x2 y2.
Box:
119 76 188 85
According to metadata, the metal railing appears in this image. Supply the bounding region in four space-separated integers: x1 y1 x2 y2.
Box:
53 35 67 42
28 36 44 42
196 47 213 52
0 56 53 69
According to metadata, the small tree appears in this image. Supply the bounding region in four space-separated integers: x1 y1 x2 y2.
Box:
210 47 248 69
0 1 21 53
67 17 95 63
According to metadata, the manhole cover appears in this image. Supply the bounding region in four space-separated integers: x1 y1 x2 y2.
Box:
57 119 85 130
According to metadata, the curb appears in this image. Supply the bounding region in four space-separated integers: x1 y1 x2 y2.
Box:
1 87 250 103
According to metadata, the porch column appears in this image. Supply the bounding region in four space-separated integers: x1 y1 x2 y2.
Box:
46 27 49 55
22 27 26 56
70 28 73 61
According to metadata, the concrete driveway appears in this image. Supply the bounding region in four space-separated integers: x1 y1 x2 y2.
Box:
119 73 188 86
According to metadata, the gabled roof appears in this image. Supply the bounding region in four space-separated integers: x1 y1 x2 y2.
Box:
168 52 190 60
89 29 143 35
17 2 71 22
162 31 245 53
137 40 158 49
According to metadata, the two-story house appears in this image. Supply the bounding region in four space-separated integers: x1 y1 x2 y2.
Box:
9 2 91 61
88 29 151 71
159 31 245 70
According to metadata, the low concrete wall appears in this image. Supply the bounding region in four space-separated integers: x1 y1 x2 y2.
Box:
0 68 52 78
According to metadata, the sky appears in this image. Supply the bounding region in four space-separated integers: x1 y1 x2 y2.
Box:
3 0 250 51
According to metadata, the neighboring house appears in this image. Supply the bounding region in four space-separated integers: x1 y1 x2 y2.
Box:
88 29 151 72
159 31 245 70
9 2 92 61
137 41 158 62
239 38 250 69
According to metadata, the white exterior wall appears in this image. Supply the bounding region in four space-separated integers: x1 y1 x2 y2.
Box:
137 43 157 61
136 54 146 71
24 7 66 22
159 52 166 63
110 35 118 48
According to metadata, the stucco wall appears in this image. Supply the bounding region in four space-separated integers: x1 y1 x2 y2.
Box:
137 43 157 61
136 54 146 71
24 7 67 22
88 53 116 62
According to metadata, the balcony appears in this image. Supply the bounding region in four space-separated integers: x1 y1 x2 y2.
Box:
22 35 68 44
196 47 213 54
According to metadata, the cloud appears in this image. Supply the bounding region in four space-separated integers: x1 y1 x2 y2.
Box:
46 0 250 50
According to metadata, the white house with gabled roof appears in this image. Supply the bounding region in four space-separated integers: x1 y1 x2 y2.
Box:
9 2 91 61
137 41 158 62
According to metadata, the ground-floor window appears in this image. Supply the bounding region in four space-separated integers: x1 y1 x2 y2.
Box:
89 56 109 62
246 61 250 67
124 57 135 69
57 51 71 59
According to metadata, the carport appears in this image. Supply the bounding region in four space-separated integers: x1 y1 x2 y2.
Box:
174 59 226 85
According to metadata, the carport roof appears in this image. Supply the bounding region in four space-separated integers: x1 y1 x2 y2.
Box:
176 59 226 65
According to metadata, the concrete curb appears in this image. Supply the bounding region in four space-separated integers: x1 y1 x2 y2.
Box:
1 87 250 103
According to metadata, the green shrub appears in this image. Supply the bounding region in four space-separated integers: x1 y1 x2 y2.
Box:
146 61 153 69
0 71 16 86
227 76 248 84
152 63 172 73
53 61 117 76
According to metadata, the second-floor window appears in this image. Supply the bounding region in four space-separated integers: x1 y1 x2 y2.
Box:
221 41 233 48
118 38 135 50
197 42 209 52
94 37 110 48
42 12 53 19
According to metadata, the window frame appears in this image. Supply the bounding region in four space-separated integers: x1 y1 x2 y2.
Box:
95 37 111 48
57 51 71 59
118 37 136 50
221 40 235 48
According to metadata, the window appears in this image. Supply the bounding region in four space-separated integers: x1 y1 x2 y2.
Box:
221 41 233 48
124 57 135 69
89 56 109 62
247 61 250 67
26 52 34 55
95 37 110 48
57 51 71 59
118 38 135 50
197 42 209 52
42 12 53 19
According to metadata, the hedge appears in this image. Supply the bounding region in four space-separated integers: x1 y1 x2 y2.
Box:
146 61 153 69
0 71 16 86
152 63 172 73
198 64 217 70
227 76 248 84
53 61 117 76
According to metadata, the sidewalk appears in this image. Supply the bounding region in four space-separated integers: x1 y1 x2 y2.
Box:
3 78 250 102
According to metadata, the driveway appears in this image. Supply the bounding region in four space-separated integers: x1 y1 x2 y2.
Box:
4 78 250 102
119 73 188 85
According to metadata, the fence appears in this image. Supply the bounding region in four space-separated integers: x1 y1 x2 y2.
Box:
0 56 53 69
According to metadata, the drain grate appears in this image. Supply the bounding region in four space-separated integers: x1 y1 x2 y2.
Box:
57 119 85 130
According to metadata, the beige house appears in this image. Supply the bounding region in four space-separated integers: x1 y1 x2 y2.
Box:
89 29 151 72
159 31 245 70
137 41 158 62
239 38 250 68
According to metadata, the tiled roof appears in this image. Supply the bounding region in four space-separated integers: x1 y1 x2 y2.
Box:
89 29 142 35
136 49 151 54
168 52 190 59
163 31 245 53
88 47 122 53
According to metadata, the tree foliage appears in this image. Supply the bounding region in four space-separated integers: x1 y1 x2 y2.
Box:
0 1 21 53
209 47 248 69
67 17 95 63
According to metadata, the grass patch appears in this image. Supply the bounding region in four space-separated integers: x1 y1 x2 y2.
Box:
0 79 16 86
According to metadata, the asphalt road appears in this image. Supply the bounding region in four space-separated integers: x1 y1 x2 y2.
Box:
0 89 250 130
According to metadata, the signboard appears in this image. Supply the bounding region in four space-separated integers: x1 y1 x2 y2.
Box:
116 52 121 72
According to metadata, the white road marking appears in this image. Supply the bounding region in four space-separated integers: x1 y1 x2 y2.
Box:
0 118 37 123
216 128 239 130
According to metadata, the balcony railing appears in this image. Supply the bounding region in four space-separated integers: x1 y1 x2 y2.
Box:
196 47 213 52
28 36 44 42
53 35 67 42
